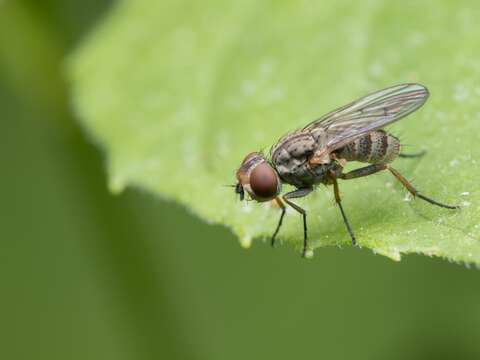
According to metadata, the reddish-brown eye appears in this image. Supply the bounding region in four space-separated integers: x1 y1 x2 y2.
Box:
250 163 278 199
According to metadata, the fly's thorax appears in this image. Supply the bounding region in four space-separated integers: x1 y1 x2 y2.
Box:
270 129 330 187
236 152 281 202
271 131 318 167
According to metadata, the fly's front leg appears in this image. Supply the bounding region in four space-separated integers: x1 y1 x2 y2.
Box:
282 187 313 257
271 197 286 248
329 171 357 246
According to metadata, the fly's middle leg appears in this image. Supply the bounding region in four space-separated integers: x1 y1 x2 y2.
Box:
278 187 313 257
329 171 357 246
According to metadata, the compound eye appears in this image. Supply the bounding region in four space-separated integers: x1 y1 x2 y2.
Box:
250 163 278 199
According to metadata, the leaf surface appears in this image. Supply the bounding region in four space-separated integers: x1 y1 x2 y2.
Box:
69 0 480 263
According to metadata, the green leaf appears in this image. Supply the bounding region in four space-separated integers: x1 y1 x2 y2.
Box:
69 0 480 263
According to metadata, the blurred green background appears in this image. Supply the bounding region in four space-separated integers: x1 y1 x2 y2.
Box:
1 1 480 359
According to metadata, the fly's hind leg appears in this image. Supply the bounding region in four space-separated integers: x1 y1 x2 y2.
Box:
399 150 426 158
279 187 313 257
340 163 460 210
340 163 388 180
387 166 460 209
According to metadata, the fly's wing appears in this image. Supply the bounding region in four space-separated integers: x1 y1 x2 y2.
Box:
304 83 429 152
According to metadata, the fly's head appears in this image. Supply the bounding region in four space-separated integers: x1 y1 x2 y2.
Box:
235 152 281 202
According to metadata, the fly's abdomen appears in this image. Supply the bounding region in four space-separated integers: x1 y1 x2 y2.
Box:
336 130 400 164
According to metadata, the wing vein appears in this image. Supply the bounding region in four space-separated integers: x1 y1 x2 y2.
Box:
303 83 429 151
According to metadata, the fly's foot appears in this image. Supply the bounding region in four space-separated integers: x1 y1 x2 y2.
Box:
270 235 276 248
351 234 357 247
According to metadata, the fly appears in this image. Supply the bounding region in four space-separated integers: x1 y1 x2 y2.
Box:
234 83 460 257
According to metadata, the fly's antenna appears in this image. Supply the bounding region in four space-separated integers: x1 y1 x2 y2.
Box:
225 183 245 201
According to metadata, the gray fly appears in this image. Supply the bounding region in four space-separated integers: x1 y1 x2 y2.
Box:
234 83 459 257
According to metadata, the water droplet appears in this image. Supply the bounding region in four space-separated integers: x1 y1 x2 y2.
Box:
453 84 469 102
242 202 252 213
304 249 314 259
109 176 126 194
240 235 252 248
368 62 384 77
449 159 460 167
242 80 257 95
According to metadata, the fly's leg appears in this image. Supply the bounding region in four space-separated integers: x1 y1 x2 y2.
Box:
282 187 313 257
329 171 357 246
340 163 387 180
399 150 426 158
271 197 286 248
387 166 460 209
340 163 460 209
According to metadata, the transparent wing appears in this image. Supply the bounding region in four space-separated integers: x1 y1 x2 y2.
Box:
304 83 429 151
